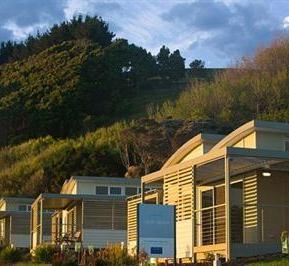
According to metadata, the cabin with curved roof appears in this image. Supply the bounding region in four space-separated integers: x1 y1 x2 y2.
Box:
31 176 160 251
162 133 224 169
128 120 289 262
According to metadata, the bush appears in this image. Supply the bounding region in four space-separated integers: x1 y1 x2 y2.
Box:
93 244 138 266
0 246 23 263
52 250 78 266
33 244 56 263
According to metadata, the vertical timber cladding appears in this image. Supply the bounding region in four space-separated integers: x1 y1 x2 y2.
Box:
243 174 258 243
127 196 141 251
164 165 193 258
51 214 57 243
127 191 163 255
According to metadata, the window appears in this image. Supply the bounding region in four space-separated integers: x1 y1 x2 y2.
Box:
95 186 108 195
214 186 225 205
18 205 27 211
201 190 213 208
110 187 122 195
125 187 138 196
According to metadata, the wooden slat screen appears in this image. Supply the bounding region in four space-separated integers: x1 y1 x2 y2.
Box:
11 212 30 234
82 200 127 230
127 197 141 243
244 174 258 228
164 166 193 222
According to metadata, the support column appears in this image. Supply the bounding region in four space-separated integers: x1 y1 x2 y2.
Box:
141 182 145 203
30 205 33 249
39 199 43 244
192 165 197 263
225 156 231 261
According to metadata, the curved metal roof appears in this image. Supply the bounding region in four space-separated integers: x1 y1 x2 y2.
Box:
162 133 224 169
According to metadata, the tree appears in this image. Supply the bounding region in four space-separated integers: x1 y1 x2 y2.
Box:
189 59 205 69
118 118 225 175
0 15 115 65
119 119 171 175
157 36 289 127
157 45 171 79
169 49 185 80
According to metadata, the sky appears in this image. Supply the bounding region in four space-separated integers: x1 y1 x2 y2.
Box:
0 0 289 67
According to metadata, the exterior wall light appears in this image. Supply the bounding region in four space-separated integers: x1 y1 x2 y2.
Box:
262 172 271 177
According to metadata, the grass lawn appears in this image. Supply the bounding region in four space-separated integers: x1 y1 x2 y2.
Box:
248 257 289 265
14 263 51 266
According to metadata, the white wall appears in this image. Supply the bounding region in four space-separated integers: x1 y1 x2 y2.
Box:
82 229 126 248
11 234 30 248
128 240 137 256
256 131 289 151
176 220 193 258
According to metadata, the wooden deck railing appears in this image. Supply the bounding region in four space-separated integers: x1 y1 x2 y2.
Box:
51 223 81 246
195 204 226 246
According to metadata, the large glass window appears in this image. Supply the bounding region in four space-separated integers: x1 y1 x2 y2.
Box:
110 187 122 195
201 189 213 208
231 181 243 243
200 186 226 246
95 186 108 195
125 187 138 196
214 185 225 205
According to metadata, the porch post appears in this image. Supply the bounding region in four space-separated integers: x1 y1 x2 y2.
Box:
81 201 84 244
39 199 43 244
141 182 145 203
225 156 231 261
192 165 196 263
30 204 33 249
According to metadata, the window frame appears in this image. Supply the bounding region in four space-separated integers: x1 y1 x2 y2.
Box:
109 186 122 196
125 187 138 196
95 186 109 195
284 140 289 151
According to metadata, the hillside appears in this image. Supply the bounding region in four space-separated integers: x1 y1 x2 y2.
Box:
0 40 185 145
0 122 128 196
0 15 222 196
150 37 289 129
0 118 229 197
0 40 99 144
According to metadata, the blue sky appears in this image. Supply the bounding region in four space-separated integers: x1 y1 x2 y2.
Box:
0 0 289 67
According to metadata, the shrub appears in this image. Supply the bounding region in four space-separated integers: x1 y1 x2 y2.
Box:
52 250 78 266
93 244 138 266
33 244 56 263
0 246 23 263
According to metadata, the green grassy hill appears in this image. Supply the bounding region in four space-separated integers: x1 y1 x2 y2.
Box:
0 122 128 196
0 15 224 196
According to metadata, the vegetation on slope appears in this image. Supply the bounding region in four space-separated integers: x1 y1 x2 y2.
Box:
150 37 289 129
0 118 229 196
0 122 128 196
0 16 189 146
5 16 289 197
0 16 114 65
